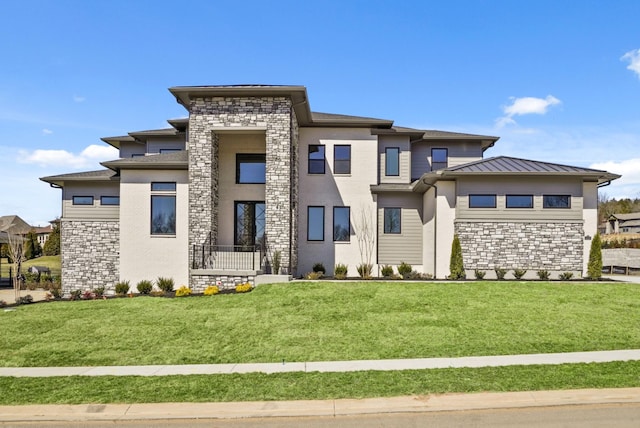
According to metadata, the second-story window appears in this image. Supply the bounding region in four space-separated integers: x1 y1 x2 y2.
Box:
431 148 448 171
385 147 400 176
309 145 325 174
334 145 351 174
236 154 266 184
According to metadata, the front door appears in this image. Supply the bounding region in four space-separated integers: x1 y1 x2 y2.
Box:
234 201 265 250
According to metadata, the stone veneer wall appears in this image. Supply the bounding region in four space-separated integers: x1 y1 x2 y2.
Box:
455 221 584 272
61 220 119 294
191 273 255 292
188 96 297 284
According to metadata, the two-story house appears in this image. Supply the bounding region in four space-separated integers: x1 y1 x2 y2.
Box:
41 85 620 293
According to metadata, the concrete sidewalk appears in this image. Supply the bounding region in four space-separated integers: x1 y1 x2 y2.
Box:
0 388 639 422
1 349 639 377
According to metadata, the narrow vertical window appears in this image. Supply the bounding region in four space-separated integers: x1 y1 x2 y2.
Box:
307 206 325 241
383 207 401 234
308 145 325 174
431 148 448 171
151 182 176 235
385 147 400 176
333 206 350 241
334 145 351 174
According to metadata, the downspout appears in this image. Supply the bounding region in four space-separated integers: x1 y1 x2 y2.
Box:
422 178 438 278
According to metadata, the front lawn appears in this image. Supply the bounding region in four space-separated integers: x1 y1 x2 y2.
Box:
0 255 61 278
1 281 638 367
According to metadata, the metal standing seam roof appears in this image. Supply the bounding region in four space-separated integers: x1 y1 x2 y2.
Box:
444 156 620 176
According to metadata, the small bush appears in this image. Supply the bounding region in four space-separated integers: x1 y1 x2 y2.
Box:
537 270 550 280
449 234 465 279
17 295 33 305
305 271 323 280
495 267 507 280
50 284 63 299
381 265 394 277
272 250 281 274
407 270 433 280
204 285 219 296
587 233 602 279
312 263 326 275
70 290 82 301
559 272 574 281
156 277 175 293
93 286 105 298
474 269 486 280
136 280 153 295
356 263 373 279
235 283 252 293
81 290 95 300
513 269 527 280
115 281 130 295
334 263 348 280
397 262 412 278
0 300 6 308
175 286 192 297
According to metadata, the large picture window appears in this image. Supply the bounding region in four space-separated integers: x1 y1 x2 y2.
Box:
385 147 400 176
383 207 401 234
543 195 571 208
333 206 350 241
151 182 176 235
431 148 448 171
334 145 351 174
236 154 266 184
308 145 325 174
469 194 497 208
506 195 533 208
307 206 325 241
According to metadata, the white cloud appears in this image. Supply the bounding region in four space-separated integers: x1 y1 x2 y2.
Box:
18 144 119 169
590 158 640 199
496 95 561 128
73 95 86 103
42 128 53 135
621 49 640 79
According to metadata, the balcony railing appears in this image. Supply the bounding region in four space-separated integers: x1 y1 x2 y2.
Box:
192 244 264 271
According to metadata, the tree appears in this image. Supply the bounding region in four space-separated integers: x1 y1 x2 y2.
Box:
6 232 25 303
24 230 42 260
587 233 602 280
354 205 375 278
449 234 465 279
43 224 60 256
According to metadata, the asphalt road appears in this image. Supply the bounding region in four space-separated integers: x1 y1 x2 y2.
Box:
5 403 640 427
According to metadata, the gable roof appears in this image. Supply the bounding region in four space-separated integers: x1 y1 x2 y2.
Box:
0 215 32 234
608 212 640 221
40 169 118 187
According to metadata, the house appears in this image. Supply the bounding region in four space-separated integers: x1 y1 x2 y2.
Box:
32 225 53 247
0 215 32 245
41 85 621 293
605 212 640 234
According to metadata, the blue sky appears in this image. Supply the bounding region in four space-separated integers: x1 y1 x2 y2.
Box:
2 0 639 225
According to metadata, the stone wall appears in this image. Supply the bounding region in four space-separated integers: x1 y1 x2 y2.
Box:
61 220 119 294
190 272 255 292
188 96 298 284
455 221 584 275
602 248 640 269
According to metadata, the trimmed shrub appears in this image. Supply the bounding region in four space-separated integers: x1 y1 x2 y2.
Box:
17 295 33 305
156 277 175 293
381 265 394 277
474 269 486 280
305 271 323 280
587 233 602 279
495 267 507 280
513 269 527 280
312 263 326 275
93 286 105 298
70 290 82 301
175 286 192 297
334 263 348 280
204 285 219 296
82 290 95 300
356 263 373 279
407 271 433 280
559 272 574 281
449 234 465 279
136 280 153 295
397 262 412 278
537 270 550 280
115 281 130 295
235 283 252 293
272 250 281 274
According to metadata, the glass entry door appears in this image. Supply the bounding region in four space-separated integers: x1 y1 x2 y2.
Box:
234 201 265 250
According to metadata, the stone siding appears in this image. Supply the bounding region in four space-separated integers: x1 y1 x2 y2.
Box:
455 221 584 273
188 96 298 285
190 272 255 292
61 220 119 294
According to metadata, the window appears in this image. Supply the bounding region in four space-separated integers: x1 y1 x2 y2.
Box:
333 207 350 241
159 149 182 154
307 206 324 241
469 195 496 208
506 195 533 208
101 196 120 206
72 196 93 205
334 145 351 174
132 153 145 158
236 154 266 184
431 148 448 171
385 148 400 176
383 207 401 234
151 182 176 235
308 145 325 174
543 195 571 208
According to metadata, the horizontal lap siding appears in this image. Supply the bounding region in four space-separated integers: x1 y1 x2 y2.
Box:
377 194 423 265
411 141 483 179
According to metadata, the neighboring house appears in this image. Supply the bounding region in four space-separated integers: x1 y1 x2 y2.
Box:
605 212 640 234
0 215 32 244
32 225 53 247
41 85 621 293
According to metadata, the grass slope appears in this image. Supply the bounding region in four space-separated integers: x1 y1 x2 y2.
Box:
0 281 638 367
0 255 61 278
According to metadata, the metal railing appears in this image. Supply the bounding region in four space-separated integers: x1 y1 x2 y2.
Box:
192 244 264 271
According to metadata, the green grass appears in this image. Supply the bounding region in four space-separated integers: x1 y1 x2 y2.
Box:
1 281 639 367
1 361 639 405
0 255 61 278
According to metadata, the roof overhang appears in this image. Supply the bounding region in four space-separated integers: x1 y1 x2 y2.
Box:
40 170 119 188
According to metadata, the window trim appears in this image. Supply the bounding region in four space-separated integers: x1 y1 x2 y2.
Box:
72 196 94 206
383 207 402 234
333 206 350 242
431 148 448 171
151 182 176 192
100 196 120 206
308 145 325 174
385 147 400 176
506 194 534 209
469 194 497 208
307 206 325 241
150 194 176 236
236 153 267 184
543 195 571 209
333 145 351 175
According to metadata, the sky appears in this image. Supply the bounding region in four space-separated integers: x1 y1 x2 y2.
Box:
1 0 639 226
